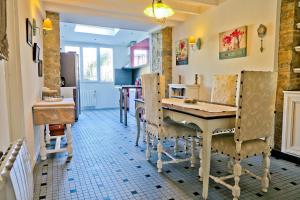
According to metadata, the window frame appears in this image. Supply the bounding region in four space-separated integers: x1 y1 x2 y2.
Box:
82 47 99 82
63 43 115 84
99 47 114 83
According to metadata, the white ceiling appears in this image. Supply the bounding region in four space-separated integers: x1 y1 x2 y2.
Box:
42 0 221 32
60 22 149 46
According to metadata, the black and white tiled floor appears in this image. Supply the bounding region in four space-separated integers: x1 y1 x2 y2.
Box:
34 110 300 200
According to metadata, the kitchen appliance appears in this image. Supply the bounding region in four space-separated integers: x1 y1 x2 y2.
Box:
60 52 80 120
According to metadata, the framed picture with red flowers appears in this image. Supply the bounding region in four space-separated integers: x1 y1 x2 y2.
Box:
176 39 189 65
219 26 247 59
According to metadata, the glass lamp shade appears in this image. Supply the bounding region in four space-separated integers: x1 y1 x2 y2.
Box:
43 18 53 30
144 1 175 19
189 36 196 44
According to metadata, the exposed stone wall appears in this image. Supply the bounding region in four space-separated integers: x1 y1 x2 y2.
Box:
43 11 61 94
151 31 162 73
275 0 300 150
151 27 172 97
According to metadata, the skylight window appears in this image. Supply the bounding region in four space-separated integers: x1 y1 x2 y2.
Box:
74 24 120 36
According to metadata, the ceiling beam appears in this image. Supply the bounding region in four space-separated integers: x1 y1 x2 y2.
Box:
43 0 188 21
42 0 210 16
169 0 218 6
43 1 179 31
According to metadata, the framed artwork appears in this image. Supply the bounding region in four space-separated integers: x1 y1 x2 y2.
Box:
0 0 8 60
219 26 247 59
26 18 33 46
38 60 43 77
176 39 189 65
33 43 40 63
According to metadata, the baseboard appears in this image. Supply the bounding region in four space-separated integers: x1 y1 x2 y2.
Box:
271 149 300 165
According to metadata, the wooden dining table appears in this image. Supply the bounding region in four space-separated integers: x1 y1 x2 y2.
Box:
116 85 142 126
135 98 237 199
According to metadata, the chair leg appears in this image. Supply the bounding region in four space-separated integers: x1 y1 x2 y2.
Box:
135 110 141 146
142 121 146 142
190 137 195 168
151 137 156 150
184 139 188 154
232 160 241 200
174 138 179 156
227 158 234 174
262 152 270 193
199 147 203 181
146 131 150 160
157 139 163 173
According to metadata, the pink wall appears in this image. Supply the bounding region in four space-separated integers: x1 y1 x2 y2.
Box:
130 38 149 67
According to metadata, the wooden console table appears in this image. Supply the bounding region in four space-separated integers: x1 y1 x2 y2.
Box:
33 98 75 160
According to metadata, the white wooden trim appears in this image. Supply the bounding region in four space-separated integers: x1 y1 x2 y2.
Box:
281 91 300 157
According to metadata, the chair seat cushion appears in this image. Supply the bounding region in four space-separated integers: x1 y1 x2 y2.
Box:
146 119 198 139
211 134 270 159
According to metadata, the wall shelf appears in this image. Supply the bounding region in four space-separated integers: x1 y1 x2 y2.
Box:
294 68 300 73
169 84 200 99
295 46 300 52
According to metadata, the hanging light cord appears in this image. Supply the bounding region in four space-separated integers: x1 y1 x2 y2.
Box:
152 0 156 18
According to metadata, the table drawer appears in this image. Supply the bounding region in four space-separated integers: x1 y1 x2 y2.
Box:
33 107 75 125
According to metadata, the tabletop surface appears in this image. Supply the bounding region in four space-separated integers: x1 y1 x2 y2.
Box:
116 85 142 89
136 98 237 119
33 98 75 108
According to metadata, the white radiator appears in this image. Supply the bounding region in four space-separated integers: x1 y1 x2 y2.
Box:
81 90 97 107
0 139 33 200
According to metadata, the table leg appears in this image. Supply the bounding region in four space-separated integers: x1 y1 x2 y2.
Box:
191 137 195 168
124 89 128 126
135 107 141 146
66 124 73 157
119 89 123 123
45 124 51 144
146 131 150 160
40 125 47 161
174 138 179 156
202 132 212 200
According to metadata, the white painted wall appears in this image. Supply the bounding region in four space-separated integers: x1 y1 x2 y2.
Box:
17 0 44 165
0 60 10 152
81 46 129 109
61 42 129 109
172 0 281 101
4 0 44 165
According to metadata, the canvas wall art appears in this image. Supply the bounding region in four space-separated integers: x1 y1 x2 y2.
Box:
219 26 247 60
176 39 188 65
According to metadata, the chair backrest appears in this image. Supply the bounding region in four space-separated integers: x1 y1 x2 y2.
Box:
142 73 165 127
235 71 277 142
211 74 238 106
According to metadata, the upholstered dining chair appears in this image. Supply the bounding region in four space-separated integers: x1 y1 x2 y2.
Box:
211 74 238 106
210 74 238 136
142 73 198 172
208 71 277 200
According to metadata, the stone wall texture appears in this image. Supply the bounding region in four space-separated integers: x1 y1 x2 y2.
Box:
151 27 172 97
43 11 61 94
275 0 300 150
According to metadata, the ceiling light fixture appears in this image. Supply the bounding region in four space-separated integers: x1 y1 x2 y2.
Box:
74 24 120 36
144 0 175 23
